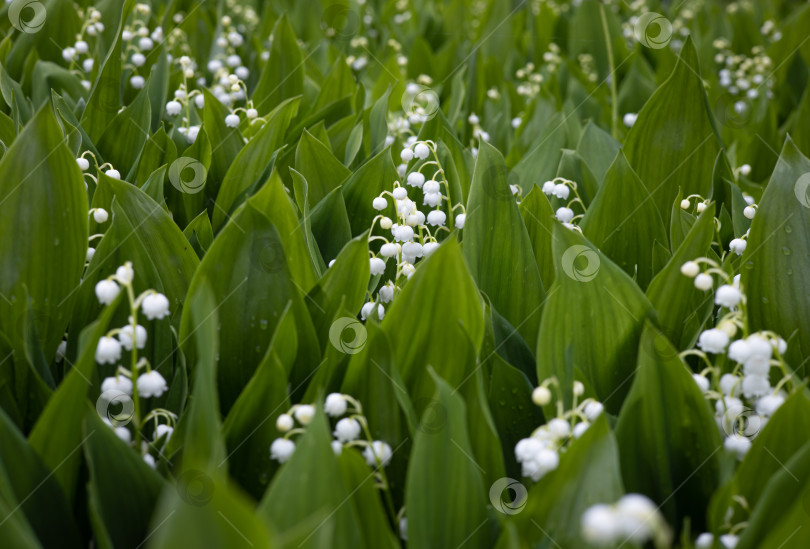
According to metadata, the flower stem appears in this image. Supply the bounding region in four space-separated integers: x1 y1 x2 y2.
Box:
599 2 619 138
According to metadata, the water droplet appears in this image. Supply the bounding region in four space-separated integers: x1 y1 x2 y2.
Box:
786 269 793 276
761 297 769 304
53 238 60 246
499 400 506 406
744 261 754 270
785 225 793 233
782 247 792 256
260 319 269 330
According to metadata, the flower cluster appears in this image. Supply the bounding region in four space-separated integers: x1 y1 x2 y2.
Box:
270 393 393 470
680 263 793 459
94 261 174 468
515 378 605 482
713 39 774 115
61 6 106 89
361 141 465 318
541 177 583 228
582 494 672 548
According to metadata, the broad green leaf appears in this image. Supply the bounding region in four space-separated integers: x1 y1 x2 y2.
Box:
519 184 556 289
736 440 810 549
536 224 655 413
248 170 318 291
576 120 621 184
146 476 277 549
179 282 227 471
615 321 722 531
310 186 353 263
0 407 81 549
213 97 300 231
258 408 364 548
96 88 151 179
289 168 327 275
741 137 810 375
223 305 293 500
183 210 214 259
201 87 243 200
733 391 810 510
134 127 177 185
72 176 199 341
179 202 311 413
305 234 370 346
28 294 121 503
0 105 87 362
623 37 721 229
341 146 400 236
405 372 489 549
646 204 717 349
251 15 304 114
464 141 545 351
83 410 164 549
382 238 484 412
295 129 351 206
0 467 42 548
580 150 668 289
80 16 125 142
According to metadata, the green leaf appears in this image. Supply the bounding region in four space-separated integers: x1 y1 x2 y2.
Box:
536 223 655 413
183 210 214 259
222 305 292 500
80 19 125 142
251 15 304 114
248 170 318 291
382 238 484 411
646 204 717 349
733 391 810 510
257 408 364 548
0 407 82 549
576 120 621 184
741 137 810 375
405 372 489 549
201 87 243 200
615 321 722 531
295 129 351 206
96 88 151 179
146 476 277 549
736 440 810 549
27 293 121 503
580 150 668 289
519 184 556 289
305 234 370 347
0 105 87 362
464 141 545 350
341 146 400 237
310 186 353 263
179 281 227 470
179 202 311 413
83 409 164 549
212 97 300 231
622 37 721 229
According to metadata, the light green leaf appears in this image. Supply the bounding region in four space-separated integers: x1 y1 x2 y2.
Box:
741 137 810 375
536 223 655 413
615 321 722 531
251 15 304 114
580 150 668 289
464 141 545 350
623 37 721 228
